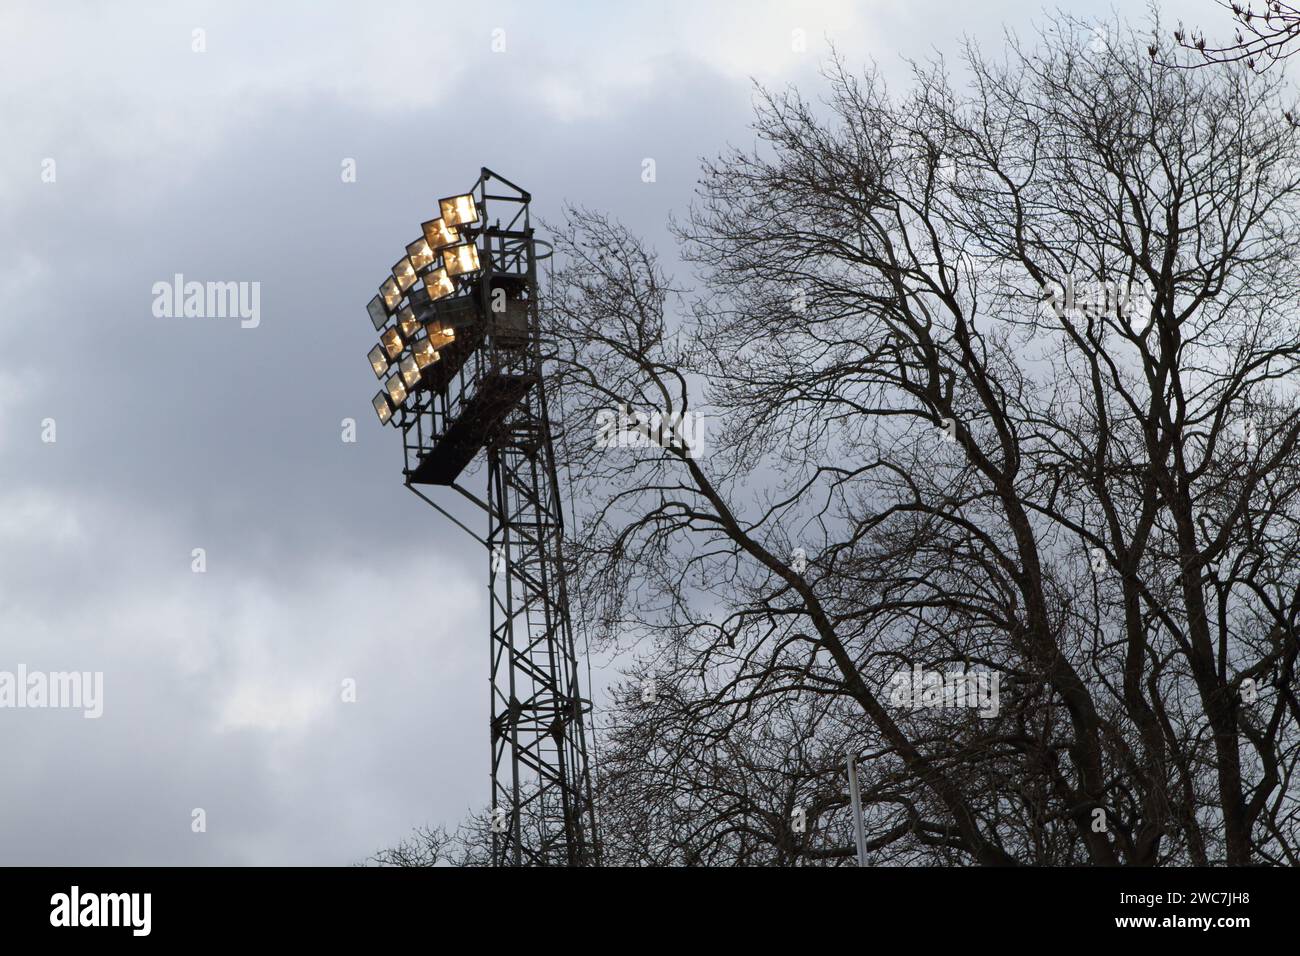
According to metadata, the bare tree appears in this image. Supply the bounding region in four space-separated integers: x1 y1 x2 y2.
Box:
593 665 861 865
366 824 475 867
371 686 860 867
539 14 1300 866
1168 1 1300 69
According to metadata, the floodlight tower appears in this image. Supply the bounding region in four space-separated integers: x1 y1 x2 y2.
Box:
364 169 598 866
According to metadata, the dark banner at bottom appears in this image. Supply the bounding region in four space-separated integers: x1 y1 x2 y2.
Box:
0 865 1279 942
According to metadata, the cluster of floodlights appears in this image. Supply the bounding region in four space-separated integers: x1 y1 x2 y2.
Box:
366 192 482 425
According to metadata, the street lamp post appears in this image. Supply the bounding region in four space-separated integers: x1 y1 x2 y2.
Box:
847 752 868 867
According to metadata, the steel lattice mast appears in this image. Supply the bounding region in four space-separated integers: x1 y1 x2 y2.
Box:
365 168 598 865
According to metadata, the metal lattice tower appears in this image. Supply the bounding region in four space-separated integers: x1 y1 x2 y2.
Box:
366 168 598 866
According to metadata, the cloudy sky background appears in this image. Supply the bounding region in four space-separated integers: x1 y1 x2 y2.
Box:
0 0 1227 864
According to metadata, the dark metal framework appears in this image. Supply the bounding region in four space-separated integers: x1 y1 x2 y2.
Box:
387 168 598 866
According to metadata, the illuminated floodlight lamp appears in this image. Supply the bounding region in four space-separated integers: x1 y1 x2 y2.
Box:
439 194 478 227
413 336 440 368
368 344 388 379
399 354 420 389
381 326 404 359
425 319 455 344
392 257 418 293
406 237 436 272
380 277 402 312
443 243 480 276
397 305 420 339
367 294 389 331
386 372 408 406
422 217 458 249
372 392 393 424
425 267 456 299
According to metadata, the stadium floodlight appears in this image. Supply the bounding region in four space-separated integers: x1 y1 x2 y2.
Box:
406 237 436 272
425 267 455 300
393 257 418 293
385 371 408 406
440 193 478 227
399 354 420 388
397 305 420 339
422 217 458 249
381 326 404 359
380 277 402 312
363 169 600 867
425 319 455 343
367 294 389 331
443 242 480 276
412 336 440 368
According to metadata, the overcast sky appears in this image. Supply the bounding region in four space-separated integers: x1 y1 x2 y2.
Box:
0 0 1228 864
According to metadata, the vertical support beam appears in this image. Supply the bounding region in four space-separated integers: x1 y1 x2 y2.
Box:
485 392 598 864
488 446 526 866
480 172 598 866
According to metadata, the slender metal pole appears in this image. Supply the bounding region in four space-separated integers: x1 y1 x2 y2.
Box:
846 753 867 867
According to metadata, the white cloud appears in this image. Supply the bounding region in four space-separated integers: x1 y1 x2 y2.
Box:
0 488 86 548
